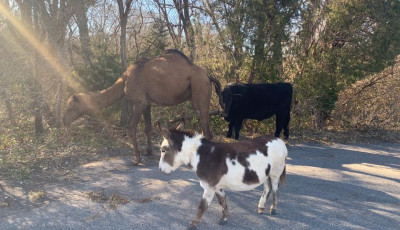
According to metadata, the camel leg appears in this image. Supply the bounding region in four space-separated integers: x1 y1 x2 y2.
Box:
143 105 152 156
199 106 212 139
130 102 147 165
191 74 212 139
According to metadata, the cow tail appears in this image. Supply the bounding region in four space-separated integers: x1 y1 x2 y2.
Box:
280 166 286 186
208 76 225 111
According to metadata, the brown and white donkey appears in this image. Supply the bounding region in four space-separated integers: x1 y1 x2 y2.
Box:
158 123 288 229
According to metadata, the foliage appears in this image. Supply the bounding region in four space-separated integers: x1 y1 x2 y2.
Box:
289 0 400 127
333 57 400 130
1 0 400 180
73 41 122 92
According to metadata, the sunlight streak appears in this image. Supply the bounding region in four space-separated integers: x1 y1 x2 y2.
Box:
342 163 400 181
0 2 82 92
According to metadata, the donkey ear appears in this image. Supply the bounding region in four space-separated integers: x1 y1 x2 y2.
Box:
176 120 185 131
157 122 171 139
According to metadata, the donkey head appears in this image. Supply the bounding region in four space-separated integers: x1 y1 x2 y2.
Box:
158 122 194 174
62 94 90 126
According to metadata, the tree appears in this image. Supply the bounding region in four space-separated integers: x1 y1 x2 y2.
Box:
291 0 400 128
172 0 196 60
73 0 94 66
117 0 133 127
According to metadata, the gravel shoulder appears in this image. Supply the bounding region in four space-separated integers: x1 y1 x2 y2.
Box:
1 142 399 230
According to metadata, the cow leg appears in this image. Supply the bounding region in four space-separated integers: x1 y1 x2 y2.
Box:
274 113 284 138
189 188 215 229
257 178 272 214
216 189 229 225
233 120 243 140
129 102 147 165
283 110 291 140
269 176 280 215
143 105 152 156
227 122 234 138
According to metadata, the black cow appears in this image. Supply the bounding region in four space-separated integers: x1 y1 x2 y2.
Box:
222 82 293 140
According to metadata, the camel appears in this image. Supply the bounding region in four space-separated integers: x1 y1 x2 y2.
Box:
62 49 224 165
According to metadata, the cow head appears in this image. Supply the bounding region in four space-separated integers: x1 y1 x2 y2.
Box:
222 87 233 118
158 122 187 174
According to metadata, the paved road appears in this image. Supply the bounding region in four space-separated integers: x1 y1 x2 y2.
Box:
1 143 399 230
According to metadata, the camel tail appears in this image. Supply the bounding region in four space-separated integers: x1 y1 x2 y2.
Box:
208 76 225 111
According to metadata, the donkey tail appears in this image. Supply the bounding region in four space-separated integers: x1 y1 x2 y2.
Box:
280 166 286 186
208 76 225 111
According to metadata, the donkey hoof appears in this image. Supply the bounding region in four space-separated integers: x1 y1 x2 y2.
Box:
257 207 265 214
218 219 228 225
187 223 197 230
270 209 277 215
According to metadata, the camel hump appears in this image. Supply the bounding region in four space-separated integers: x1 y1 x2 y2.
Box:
163 49 192 65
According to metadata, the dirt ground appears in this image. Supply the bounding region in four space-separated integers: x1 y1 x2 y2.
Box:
1 140 399 229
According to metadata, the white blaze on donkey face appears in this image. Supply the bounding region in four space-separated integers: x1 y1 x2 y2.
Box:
159 133 202 174
159 138 174 173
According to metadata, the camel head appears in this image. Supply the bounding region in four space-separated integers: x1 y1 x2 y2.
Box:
62 94 92 126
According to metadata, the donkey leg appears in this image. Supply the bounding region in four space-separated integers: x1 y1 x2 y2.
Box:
130 103 147 165
269 176 280 215
188 188 215 229
258 178 272 214
143 105 152 156
216 189 229 225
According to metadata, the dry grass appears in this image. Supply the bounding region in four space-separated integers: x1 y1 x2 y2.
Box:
28 190 46 203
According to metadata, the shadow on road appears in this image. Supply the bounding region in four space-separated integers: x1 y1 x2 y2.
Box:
1 143 399 229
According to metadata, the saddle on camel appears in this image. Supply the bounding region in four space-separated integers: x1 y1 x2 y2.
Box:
62 49 224 165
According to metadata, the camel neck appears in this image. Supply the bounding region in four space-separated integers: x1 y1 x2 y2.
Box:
92 77 125 109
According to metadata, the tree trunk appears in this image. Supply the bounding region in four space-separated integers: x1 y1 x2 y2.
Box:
182 0 196 60
172 0 196 60
75 3 92 66
117 0 133 127
249 17 266 83
155 0 181 49
0 85 17 126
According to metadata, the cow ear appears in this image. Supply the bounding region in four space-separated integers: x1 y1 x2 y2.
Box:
157 122 171 139
176 120 185 131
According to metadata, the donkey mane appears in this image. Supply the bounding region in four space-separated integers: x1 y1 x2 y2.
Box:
169 128 198 138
